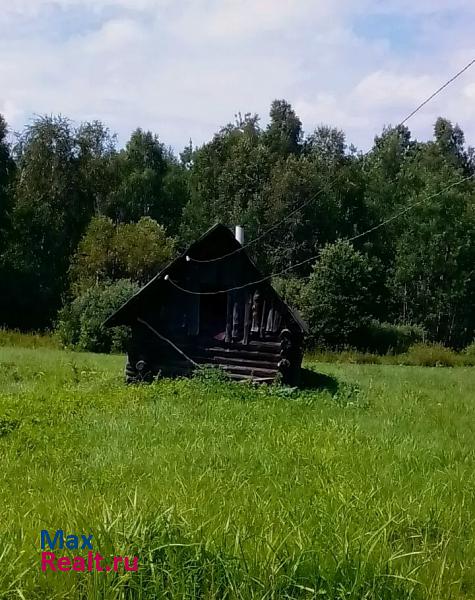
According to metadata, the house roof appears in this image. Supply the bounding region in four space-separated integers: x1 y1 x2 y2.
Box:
104 223 307 333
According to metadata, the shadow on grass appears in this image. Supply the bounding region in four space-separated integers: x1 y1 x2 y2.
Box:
299 368 339 395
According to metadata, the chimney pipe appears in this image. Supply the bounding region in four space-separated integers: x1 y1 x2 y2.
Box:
235 225 244 245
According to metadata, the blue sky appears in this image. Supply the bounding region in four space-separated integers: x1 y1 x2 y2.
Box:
1 1 474 152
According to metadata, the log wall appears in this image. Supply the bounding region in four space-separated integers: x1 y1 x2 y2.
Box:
126 284 303 385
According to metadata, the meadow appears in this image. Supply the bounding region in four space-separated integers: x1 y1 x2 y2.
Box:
0 345 474 599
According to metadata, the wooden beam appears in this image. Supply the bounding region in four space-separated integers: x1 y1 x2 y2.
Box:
225 293 233 343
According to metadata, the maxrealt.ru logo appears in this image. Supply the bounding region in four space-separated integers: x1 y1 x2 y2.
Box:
40 530 138 573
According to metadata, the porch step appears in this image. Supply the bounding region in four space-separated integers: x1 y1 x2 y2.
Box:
228 373 275 383
163 338 281 353
219 364 278 378
201 346 280 361
197 355 279 370
155 361 278 382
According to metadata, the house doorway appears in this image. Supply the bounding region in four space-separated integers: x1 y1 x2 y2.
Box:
199 292 227 340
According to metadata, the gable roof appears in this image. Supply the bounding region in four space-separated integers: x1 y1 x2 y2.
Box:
104 223 307 333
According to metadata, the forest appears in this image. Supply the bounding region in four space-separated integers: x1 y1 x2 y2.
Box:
0 100 474 353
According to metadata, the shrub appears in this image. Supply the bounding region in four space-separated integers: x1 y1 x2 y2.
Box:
405 343 459 367
464 341 475 357
272 276 306 312
462 342 475 366
57 279 139 353
302 241 378 348
361 320 426 354
70 216 175 294
192 366 231 383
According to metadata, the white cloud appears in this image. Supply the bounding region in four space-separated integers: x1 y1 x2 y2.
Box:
367 0 475 14
464 83 475 100
172 0 335 40
2 0 172 17
0 0 474 151
353 71 435 107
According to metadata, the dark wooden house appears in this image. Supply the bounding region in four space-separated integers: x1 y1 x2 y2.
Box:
104 224 306 384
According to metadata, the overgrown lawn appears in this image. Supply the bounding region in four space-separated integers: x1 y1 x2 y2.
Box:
0 346 474 599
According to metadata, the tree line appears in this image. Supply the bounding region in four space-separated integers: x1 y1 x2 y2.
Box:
0 100 474 351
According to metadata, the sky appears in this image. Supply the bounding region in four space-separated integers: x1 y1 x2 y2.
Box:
1 0 474 153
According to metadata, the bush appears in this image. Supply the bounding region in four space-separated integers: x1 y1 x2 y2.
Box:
302 241 378 348
405 343 459 367
461 342 475 366
70 216 175 294
192 366 231 383
361 320 426 354
272 276 306 312
57 279 139 353
464 341 475 357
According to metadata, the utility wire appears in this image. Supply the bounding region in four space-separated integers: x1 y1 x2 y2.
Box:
187 57 475 265
137 317 200 368
400 58 475 126
166 173 474 296
187 175 338 264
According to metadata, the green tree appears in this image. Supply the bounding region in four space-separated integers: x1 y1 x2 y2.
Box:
304 125 346 166
264 99 302 157
255 154 335 272
4 116 91 328
379 119 475 346
182 102 368 277
434 117 473 173
0 114 16 329
57 279 140 353
76 120 118 215
390 167 475 346
71 216 175 293
362 125 416 251
101 129 180 228
117 217 176 283
159 150 190 235
1 105 474 349
302 241 378 348
181 113 271 244
0 114 14 249
256 145 368 275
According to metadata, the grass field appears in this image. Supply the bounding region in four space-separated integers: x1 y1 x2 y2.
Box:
0 345 474 599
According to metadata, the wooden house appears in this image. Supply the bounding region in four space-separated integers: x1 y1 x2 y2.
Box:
104 224 306 384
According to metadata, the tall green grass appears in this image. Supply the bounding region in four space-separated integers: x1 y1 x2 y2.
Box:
0 329 59 349
307 342 475 367
0 346 474 598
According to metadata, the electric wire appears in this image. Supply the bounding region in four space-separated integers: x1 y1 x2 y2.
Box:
400 58 475 126
187 175 338 264
186 57 475 266
167 173 475 296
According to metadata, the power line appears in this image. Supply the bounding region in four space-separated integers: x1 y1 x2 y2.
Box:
137 317 200 368
400 58 475 126
166 173 474 296
186 175 338 264
187 57 475 266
